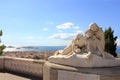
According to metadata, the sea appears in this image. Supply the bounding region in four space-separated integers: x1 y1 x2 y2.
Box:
4 46 66 52
4 46 120 54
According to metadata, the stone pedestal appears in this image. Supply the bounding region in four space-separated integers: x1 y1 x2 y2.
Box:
43 62 120 80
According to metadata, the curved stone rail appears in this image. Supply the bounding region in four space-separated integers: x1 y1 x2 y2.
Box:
0 56 45 77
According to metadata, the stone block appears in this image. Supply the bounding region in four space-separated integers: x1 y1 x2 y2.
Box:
43 61 120 80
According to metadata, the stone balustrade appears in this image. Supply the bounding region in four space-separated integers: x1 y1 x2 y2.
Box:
1 56 120 80
0 56 45 77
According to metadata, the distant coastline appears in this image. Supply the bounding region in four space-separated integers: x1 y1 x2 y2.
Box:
4 46 120 54
4 46 66 52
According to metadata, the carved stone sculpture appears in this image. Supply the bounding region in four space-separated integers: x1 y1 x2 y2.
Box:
54 34 86 56
48 23 120 67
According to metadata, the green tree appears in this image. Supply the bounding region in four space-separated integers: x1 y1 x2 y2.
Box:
0 30 6 56
104 27 117 57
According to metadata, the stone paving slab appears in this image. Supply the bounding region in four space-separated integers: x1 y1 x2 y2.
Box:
0 71 42 80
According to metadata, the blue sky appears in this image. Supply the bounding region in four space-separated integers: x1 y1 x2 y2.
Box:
0 0 120 46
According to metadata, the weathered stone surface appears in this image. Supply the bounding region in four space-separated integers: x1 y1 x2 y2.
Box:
49 53 120 67
58 70 100 80
0 56 45 77
0 56 4 69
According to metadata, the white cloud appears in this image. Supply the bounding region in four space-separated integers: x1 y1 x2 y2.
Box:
43 27 48 31
117 39 120 46
76 30 84 34
73 26 80 29
54 22 84 40
49 33 76 40
56 22 74 29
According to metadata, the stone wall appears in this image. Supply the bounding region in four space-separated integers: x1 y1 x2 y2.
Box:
1 56 120 80
0 56 4 69
0 56 45 77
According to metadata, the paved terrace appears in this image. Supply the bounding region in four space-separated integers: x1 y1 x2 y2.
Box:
0 70 42 80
